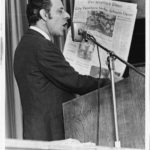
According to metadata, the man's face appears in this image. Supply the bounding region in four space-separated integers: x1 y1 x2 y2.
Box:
46 0 70 36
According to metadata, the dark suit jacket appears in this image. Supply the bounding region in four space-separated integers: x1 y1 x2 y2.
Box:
14 29 108 141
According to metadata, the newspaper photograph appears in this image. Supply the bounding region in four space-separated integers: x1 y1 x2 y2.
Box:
63 0 137 78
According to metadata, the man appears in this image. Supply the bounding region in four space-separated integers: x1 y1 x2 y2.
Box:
14 0 110 141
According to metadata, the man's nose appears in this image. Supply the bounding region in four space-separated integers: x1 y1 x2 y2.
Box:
64 11 70 19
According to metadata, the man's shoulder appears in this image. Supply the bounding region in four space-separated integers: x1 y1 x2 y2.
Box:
24 29 48 41
18 29 53 49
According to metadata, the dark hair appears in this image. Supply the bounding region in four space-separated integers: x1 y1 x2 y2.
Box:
26 0 52 25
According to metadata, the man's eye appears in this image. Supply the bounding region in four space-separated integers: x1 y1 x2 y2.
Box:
58 9 64 14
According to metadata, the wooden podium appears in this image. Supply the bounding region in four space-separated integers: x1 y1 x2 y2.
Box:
63 66 145 149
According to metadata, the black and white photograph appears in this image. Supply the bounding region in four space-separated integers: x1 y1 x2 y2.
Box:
0 0 149 150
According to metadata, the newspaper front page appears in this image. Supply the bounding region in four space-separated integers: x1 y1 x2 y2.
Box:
63 0 137 77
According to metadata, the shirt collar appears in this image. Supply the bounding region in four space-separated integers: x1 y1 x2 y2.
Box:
30 26 51 41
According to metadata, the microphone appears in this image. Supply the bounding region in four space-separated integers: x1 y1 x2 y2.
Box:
78 28 87 37
71 21 87 42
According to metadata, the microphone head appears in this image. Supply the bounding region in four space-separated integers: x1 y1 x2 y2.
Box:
78 28 84 35
71 22 86 42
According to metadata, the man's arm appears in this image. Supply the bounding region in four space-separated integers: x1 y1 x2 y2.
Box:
37 41 110 95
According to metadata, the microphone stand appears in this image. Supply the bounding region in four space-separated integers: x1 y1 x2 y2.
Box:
82 32 145 148
107 53 121 148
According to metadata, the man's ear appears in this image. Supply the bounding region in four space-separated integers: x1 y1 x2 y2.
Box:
39 9 48 22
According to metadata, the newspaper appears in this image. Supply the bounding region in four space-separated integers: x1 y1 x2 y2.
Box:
63 0 137 77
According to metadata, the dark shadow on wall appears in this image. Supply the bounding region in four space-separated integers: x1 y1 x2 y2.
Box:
123 18 145 77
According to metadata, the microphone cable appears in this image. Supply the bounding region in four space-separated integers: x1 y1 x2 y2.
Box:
96 42 102 146
87 34 102 145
